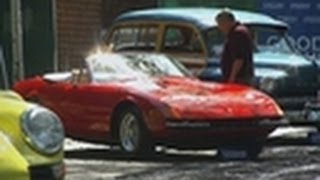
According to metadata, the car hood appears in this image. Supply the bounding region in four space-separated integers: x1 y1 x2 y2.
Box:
254 52 320 85
208 52 311 67
0 91 27 118
254 52 312 68
116 77 283 120
206 52 318 79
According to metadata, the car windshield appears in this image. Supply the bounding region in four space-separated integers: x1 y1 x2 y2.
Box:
86 53 190 82
205 26 294 56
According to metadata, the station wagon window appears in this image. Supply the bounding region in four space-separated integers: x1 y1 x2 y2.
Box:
204 28 224 57
162 26 203 54
249 26 293 54
109 25 158 51
205 26 293 56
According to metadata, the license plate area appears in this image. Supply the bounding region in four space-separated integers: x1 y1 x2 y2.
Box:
308 132 320 145
218 148 248 160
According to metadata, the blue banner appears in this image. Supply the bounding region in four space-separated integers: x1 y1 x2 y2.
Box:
259 0 320 60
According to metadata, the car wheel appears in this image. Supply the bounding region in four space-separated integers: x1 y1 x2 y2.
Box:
117 106 154 155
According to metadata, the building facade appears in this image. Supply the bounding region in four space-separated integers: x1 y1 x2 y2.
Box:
56 0 157 70
2 0 318 84
0 0 157 84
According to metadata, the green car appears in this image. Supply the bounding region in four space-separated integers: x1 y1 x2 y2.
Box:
104 7 320 128
0 46 65 180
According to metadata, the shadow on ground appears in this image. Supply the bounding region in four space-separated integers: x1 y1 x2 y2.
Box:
65 136 319 163
65 148 220 163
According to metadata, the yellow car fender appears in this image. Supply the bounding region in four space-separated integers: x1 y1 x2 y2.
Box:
0 90 24 101
0 131 29 180
0 91 64 179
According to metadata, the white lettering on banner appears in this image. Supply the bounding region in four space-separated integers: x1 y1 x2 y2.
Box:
267 35 320 60
297 36 311 52
277 15 299 23
314 36 320 52
290 3 311 10
303 16 320 24
282 36 320 53
262 2 285 10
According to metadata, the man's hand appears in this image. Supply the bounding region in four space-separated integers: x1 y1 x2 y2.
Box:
228 59 244 83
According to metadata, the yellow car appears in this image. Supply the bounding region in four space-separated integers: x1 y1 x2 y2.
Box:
0 91 65 180
0 47 65 180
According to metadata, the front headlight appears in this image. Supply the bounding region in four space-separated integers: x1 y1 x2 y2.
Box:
21 106 64 154
259 77 277 93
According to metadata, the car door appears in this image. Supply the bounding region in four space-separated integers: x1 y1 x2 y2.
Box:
40 70 116 140
160 24 208 75
63 70 118 140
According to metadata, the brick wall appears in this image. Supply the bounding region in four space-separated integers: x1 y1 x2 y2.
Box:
56 0 157 70
56 0 103 70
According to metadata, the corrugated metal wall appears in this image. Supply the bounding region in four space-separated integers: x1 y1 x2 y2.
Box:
22 1 55 78
1 0 55 83
0 1 12 84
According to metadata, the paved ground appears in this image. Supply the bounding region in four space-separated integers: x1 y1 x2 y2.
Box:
65 127 320 180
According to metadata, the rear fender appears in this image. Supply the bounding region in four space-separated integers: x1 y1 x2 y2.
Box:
13 77 46 101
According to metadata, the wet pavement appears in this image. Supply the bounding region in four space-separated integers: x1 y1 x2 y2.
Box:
65 127 320 180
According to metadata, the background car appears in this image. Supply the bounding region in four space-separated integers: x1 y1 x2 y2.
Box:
0 45 65 180
14 52 285 159
103 7 320 129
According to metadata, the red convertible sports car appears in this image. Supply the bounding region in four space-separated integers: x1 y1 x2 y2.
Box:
14 52 285 159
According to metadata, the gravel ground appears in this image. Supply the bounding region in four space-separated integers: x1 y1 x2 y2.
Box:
65 127 320 180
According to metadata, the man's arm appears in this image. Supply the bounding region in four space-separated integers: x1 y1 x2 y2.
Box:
228 59 243 82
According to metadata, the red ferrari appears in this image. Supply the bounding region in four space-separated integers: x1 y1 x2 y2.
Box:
14 52 285 159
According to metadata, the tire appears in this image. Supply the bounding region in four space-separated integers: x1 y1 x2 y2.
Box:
117 106 154 155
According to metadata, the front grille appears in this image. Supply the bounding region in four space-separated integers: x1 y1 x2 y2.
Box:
274 64 320 97
166 118 286 130
276 95 317 110
297 65 320 88
274 65 320 109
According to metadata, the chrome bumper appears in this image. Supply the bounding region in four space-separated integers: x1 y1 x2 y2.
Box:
166 118 288 130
